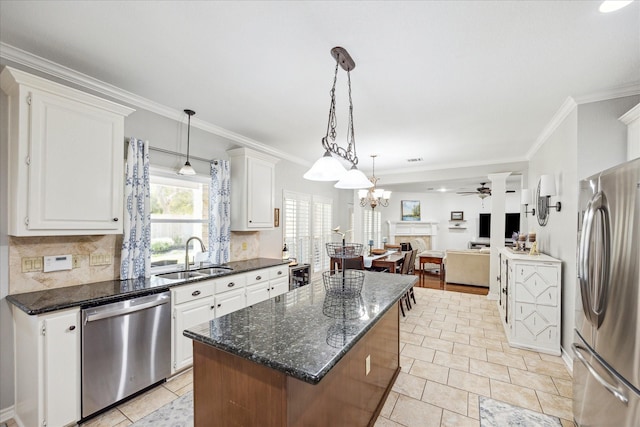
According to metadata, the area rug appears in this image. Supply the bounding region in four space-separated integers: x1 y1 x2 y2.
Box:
130 391 193 427
479 396 562 427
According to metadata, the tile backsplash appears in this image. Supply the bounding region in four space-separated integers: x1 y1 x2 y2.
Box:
9 232 261 294
9 235 122 294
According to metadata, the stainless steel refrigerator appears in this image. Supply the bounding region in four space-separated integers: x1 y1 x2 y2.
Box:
574 157 640 426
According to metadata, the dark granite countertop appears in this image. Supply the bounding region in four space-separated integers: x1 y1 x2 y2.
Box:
183 271 417 385
6 258 289 315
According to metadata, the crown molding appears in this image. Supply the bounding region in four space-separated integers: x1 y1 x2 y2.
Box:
619 102 640 124
573 82 640 105
526 96 577 160
0 42 310 167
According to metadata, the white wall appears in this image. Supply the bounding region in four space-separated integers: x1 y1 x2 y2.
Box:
528 107 578 359
0 89 14 417
379 190 521 250
577 96 640 180
259 160 348 260
527 94 639 360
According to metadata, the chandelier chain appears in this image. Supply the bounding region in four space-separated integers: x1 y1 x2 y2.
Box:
321 53 359 167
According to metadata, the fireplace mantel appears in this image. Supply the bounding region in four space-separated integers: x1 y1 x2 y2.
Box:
388 221 439 237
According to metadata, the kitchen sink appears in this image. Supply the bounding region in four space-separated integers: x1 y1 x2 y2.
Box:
157 271 209 280
196 266 234 276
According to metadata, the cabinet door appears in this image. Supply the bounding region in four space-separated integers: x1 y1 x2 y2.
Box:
270 277 289 298
173 298 215 372
246 156 274 228
246 281 270 306
43 309 80 426
215 288 246 318
28 89 123 232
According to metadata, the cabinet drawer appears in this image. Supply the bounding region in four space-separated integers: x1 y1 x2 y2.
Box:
173 281 215 305
269 265 288 280
247 269 269 285
214 274 247 294
214 288 246 318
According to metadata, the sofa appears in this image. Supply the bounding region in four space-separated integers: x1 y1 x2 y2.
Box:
444 249 490 287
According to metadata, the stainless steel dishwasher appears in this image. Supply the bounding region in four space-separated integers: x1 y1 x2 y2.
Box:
81 291 171 418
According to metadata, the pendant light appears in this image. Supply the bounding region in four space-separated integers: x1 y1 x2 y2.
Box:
304 47 373 190
178 109 197 175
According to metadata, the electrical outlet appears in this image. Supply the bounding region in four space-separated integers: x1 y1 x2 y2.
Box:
90 253 112 266
22 257 43 273
365 355 371 376
72 255 80 269
242 242 247 251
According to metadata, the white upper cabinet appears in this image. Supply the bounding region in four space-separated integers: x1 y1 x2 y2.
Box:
228 147 279 231
0 66 134 236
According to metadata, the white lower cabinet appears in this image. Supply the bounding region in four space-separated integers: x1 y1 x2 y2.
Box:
13 307 80 427
215 288 246 317
498 248 562 355
246 266 289 306
171 281 216 373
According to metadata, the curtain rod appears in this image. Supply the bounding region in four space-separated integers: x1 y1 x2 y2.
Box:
148 146 218 164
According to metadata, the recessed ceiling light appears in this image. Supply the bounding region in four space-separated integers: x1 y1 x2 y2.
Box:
599 0 633 13
438 188 447 192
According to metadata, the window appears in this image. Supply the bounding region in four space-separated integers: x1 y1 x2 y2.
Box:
312 196 333 273
150 170 209 269
283 191 333 275
362 208 382 248
283 191 311 266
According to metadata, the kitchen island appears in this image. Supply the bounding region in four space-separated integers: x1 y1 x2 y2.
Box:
184 271 417 427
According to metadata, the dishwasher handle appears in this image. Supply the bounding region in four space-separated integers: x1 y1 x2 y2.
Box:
84 293 170 323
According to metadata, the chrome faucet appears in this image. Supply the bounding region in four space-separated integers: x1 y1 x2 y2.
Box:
185 236 206 270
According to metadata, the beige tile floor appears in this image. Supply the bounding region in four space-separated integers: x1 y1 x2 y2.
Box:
376 287 575 427
5 287 575 427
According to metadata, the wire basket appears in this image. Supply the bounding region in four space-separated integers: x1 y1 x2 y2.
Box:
326 322 361 348
325 242 364 258
322 270 365 297
323 294 365 319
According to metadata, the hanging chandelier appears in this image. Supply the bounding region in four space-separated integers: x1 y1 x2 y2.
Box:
358 155 391 209
303 47 373 189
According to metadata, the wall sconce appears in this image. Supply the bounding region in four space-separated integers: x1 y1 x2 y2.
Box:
521 189 535 217
536 174 561 226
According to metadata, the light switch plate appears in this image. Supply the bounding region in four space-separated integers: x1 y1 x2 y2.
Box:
22 257 43 273
90 253 112 266
43 254 72 272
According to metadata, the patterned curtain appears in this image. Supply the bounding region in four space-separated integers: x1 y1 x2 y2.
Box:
209 160 231 264
120 138 151 279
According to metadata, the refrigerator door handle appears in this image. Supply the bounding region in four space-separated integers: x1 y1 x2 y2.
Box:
571 343 629 405
578 191 610 327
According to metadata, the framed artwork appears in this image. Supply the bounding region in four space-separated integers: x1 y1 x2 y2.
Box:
450 211 464 221
401 200 420 221
274 208 280 227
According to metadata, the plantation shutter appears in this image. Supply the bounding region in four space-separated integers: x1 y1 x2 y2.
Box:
312 196 333 273
283 191 311 265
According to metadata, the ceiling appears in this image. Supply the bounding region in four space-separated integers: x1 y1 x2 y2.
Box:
1 1 639 193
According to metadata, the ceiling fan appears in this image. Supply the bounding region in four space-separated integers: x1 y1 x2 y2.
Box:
456 183 515 199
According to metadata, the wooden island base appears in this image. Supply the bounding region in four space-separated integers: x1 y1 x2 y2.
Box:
193 304 400 427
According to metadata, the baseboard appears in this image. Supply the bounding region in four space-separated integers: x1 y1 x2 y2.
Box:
0 405 14 423
561 346 574 375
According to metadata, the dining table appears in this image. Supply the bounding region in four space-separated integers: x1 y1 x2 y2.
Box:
367 251 406 273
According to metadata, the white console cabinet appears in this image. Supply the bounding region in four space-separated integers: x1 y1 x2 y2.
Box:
498 248 562 355
13 307 80 427
0 66 134 236
228 147 279 231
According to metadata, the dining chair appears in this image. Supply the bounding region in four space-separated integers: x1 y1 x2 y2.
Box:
332 256 365 271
